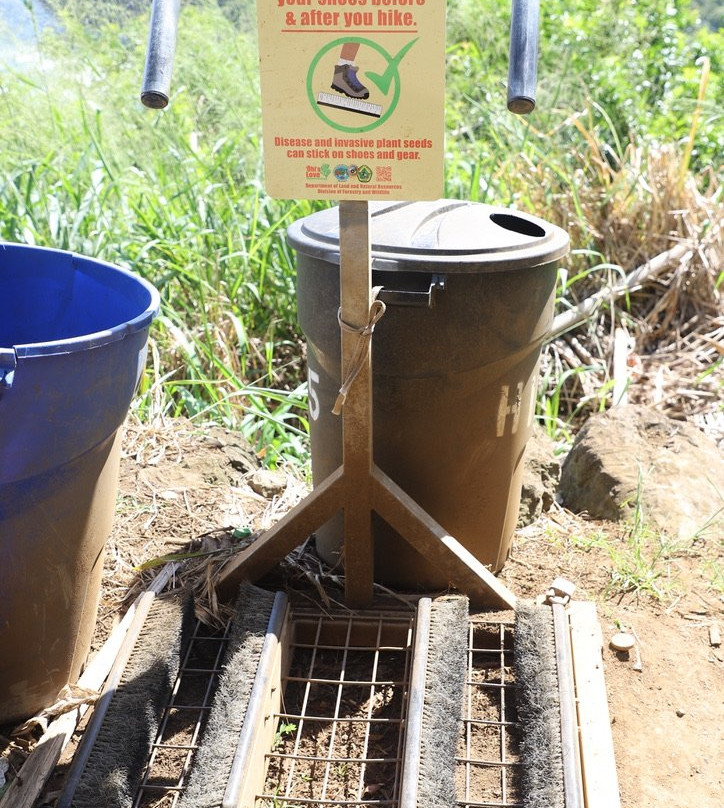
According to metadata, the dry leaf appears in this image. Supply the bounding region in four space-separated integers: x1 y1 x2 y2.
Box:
12 684 99 736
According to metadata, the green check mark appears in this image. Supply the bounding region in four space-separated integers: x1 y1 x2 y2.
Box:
365 38 419 96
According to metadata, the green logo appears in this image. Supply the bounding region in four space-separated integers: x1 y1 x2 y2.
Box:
357 165 372 183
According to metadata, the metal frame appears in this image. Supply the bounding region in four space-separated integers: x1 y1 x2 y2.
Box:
132 619 231 808
458 618 522 808
260 608 415 807
131 606 608 808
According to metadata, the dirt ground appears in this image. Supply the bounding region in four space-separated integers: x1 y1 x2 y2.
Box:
503 515 722 808
2 416 722 807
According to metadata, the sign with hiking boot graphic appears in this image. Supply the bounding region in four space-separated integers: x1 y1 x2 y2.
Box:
258 1 445 200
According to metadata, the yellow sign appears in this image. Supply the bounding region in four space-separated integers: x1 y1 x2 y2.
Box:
257 0 445 200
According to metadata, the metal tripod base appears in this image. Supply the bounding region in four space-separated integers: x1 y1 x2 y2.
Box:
215 201 517 610
216 462 517 609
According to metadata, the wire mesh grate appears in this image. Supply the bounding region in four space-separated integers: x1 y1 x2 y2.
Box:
132 619 231 808
130 608 523 808
259 609 416 808
456 618 522 808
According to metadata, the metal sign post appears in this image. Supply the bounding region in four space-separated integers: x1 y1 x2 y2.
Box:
142 0 542 609
337 201 375 605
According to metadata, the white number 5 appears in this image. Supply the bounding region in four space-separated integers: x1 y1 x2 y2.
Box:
308 368 321 421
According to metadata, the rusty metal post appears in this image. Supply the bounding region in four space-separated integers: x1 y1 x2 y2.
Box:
338 201 374 607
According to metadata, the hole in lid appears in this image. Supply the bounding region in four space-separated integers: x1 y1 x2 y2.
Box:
490 213 546 238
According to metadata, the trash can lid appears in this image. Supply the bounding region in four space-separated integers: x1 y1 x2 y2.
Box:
287 200 569 273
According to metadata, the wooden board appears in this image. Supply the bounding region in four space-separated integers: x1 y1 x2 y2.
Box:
568 601 622 808
213 199 518 613
215 468 345 601
372 466 517 610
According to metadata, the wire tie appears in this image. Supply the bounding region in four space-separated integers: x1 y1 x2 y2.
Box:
332 287 386 415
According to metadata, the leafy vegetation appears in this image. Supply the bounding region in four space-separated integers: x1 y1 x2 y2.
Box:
0 0 721 466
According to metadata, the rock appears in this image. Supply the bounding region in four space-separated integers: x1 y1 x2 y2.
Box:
558 405 724 539
250 468 288 499
518 426 561 526
202 426 258 474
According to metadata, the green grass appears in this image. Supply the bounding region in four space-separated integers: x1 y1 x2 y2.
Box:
568 524 686 602
566 477 722 602
606 531 680 601
1 0 722 466
702 560 724 595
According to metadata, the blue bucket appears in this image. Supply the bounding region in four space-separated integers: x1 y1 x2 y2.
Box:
0 244 160 723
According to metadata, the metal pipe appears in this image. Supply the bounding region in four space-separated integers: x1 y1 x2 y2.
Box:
552 600 585 808
507 0 540 114
223 591 289 808
141 0 181 109
399 597 431 808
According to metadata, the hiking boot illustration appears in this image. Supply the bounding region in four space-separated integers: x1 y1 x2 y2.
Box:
331 64 369 99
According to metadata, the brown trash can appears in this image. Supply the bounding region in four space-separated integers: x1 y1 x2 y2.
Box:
288 200 569 590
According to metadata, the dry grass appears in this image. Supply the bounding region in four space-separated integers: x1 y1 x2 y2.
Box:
533 133 722 443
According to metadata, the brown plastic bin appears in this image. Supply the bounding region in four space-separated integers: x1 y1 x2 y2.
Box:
288 200 569 590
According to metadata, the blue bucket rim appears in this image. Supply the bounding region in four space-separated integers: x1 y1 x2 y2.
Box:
1 243 161 358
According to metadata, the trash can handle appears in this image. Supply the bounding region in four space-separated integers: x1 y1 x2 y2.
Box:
376 274 446 308
507 0 540 114
0 348 16 391
141 0 181 109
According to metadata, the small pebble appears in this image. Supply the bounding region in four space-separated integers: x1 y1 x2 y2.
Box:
709 622 720 647
250 468 287 498
676 709 686 718
610 632 636 652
